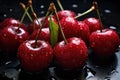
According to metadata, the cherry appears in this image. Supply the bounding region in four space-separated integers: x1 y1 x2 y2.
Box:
29 28 50 43
28 17 44 34
57 10 76 20
58 17 79 41
77 21 90 43
89 29 120 58
54 37 88 69
0 26 29 53
18 40 53 72
83 17 102 34
0 18 28 31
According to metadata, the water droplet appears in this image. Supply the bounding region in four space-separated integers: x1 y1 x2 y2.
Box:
80 27 83 30
40 11 45 14
3 34 7 37
46 54 48 57
109 26 116 30
9 8 13 12
19 36 24 43
14 36 18 40
50 77 56 80
30 54 34 57
40 5 44 9
72 4 78 8
3 14 7 17
91 42 95 47
104 9 111 14
77 13 81 16
118 45 120 48
5 61 12 65
86 69 95 79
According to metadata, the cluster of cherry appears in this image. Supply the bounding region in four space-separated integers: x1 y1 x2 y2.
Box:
0 0 119 73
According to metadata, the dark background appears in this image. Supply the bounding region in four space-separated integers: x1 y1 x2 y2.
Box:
0 0 120 80
0 0 120 26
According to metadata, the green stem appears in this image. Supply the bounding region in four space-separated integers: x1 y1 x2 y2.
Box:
93 1 103 32
26 8 33 22
17 6 29 31
20 3 33 22
30 5 35 14
53 3 67 44
21 7 29 23
75 6 95 19
57 0 64 10
34 9 50 48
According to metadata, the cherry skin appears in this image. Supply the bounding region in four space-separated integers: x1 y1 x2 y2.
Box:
84 17 102 33
29 28 50 43
28 17 44 34
0 18 28 31
43 16 57 28
89 29 120 58
59 17 79 41
54 37 88 69
18 40 53 72
77 21 90 44
57 10 76 20
0 26 29 53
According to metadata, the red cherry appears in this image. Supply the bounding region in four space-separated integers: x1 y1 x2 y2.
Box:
57 10 76 20
29 28 50 43
18 40 53 72
77 21 90 43
0 26 29 53
89 29 120 58
28 17 44 34
43 16 57 28
54 37 88 69
0 18 28 31
59 17 79 41
84 17 102 33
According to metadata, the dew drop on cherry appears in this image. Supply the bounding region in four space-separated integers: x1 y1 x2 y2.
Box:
14 36 18 40
3 34 7 37
80 27 83 30
19 36 23 43
91 42 95 47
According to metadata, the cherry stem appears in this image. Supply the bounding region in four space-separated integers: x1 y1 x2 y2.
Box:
75 6 95 19
34 11 50 48
57 0 64 10
29 0 50 48
93 1 103 32
20 3 33 22
51 2 68 44
17 3 30 31
28 0 39 31
32 14 41 48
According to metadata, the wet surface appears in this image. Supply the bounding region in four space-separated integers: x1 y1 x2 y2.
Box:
0 0 120 80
